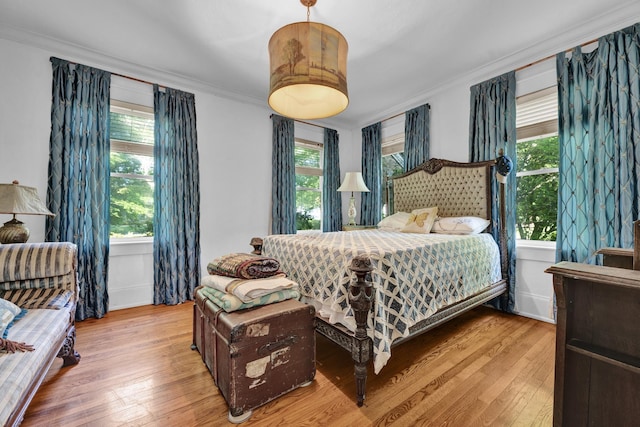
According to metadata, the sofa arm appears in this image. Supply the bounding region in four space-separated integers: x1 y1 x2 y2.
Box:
0 242 78 305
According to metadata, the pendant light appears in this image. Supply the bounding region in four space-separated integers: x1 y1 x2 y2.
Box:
268 0 348 120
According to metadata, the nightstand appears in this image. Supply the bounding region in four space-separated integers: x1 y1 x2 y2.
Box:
342 225 378 231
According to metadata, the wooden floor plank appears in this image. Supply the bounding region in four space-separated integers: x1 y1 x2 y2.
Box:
22 303 555 426
428 320 553 426
372 313 534 426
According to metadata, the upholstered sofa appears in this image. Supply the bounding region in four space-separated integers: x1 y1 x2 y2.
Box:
0 242 81 427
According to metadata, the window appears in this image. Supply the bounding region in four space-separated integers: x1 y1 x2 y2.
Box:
515 87 559 241
381 133 405 217
295 139 323 231
109 100 155 238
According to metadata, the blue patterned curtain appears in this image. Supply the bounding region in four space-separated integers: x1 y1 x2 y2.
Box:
46 57 111 320
322 128 342 231
153 85 200 305
404 103 431 171
271 115 296 234
557 23 640 264
360 122 382 226
469 71 517 313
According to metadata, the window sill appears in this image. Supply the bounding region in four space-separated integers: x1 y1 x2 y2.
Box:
516 239 556 263
296 230 322 235
110 237 153 256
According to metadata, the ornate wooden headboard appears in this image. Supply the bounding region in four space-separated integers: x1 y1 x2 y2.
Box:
392 158 495 220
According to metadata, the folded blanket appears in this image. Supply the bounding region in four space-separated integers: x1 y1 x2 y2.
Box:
196 285 300 312
207 253 281 279
201 274 298 303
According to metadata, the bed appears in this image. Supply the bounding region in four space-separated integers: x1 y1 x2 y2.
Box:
251 158 509 406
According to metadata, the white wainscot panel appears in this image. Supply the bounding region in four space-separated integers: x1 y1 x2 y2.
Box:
108 239 154 310
514 241 556 323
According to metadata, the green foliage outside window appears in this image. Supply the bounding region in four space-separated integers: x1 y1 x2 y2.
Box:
516 135 558 241
295 144 322 230
382 153 404 216
295 145 320 168
109 109 155 238
110 153 154 237
296 210 318 230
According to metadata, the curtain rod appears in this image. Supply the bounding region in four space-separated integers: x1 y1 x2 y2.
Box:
52 57 166 89
380 111 404 124
112 72 166 90
515 37 598 72
378 103 431 125
269 114 327 130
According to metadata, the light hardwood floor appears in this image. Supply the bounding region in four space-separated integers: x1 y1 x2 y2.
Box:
22 303 555 426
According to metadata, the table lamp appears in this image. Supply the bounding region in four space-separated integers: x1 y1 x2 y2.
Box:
338 172 370 226
0 181 55 244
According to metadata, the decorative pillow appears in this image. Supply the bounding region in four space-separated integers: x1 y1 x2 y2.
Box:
207 253 281 279
432 216 491 235
401 207 438 234
0 298 23 339
377 211 412 231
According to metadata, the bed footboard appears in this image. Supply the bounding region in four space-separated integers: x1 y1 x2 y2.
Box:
250 238 374 405
248 155 511 407
346 255 374 407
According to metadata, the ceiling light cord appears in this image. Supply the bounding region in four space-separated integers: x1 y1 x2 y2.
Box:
301 0 316 21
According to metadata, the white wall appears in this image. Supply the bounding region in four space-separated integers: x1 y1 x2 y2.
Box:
0 37 356 310
0 39 52 242
1 7 635 318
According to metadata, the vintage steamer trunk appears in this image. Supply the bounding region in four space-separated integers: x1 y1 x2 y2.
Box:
192 287 316 423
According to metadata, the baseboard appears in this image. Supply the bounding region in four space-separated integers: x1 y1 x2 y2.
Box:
514 291 555 324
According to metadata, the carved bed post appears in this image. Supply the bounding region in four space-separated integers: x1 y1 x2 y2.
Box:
250 237 264 255
348 255 374 407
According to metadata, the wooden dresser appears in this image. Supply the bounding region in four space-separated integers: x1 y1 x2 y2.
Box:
546 260 640 426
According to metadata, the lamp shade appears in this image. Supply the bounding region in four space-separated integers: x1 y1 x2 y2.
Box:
268 20 348 120
0 182 54 216
338 172 369 193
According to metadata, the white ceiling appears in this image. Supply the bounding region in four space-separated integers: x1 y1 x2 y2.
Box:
1 0 639 128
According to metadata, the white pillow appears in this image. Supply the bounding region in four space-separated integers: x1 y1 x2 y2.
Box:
432 216 490 235
377 211 412 231
401 207 438 234
0 298 22 338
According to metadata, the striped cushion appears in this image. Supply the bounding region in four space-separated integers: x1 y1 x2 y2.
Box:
0 242 76 290
0 307 71 426
1 288 73 310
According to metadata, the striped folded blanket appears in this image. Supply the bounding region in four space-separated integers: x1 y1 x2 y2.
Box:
196 285 300 312
201 274 298 303
206 253 281 279
1 288 73 310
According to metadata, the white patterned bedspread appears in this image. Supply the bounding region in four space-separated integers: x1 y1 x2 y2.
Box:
262 230 502 374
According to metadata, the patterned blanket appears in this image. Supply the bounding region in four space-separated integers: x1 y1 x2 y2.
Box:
196 285 300 312
263 230 502 374
206 253 281 279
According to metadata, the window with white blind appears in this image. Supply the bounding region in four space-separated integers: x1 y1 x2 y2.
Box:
109 100 155 238
516 86 558 241
295 138 323 231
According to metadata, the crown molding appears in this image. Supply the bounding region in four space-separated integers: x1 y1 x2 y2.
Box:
356 1 640 130
0 24 268 110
